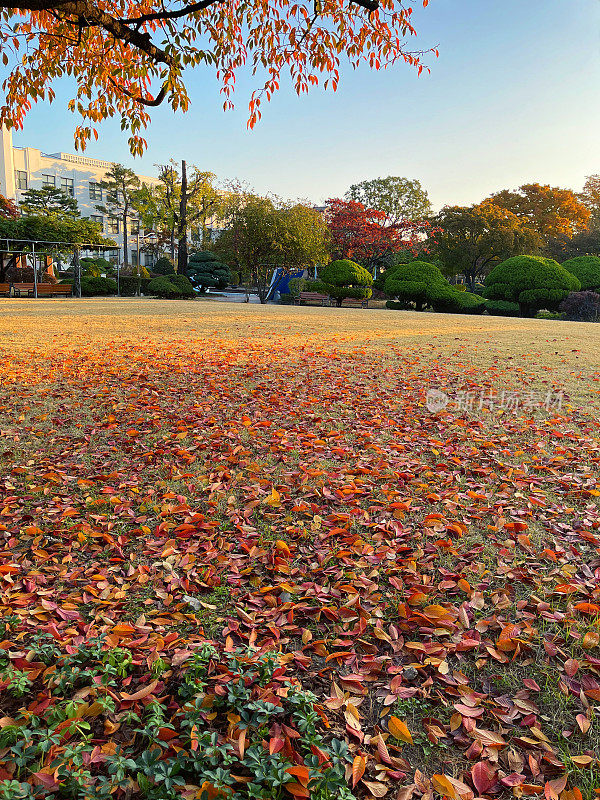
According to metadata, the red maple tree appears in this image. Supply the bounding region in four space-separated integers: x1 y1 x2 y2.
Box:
325 198 432 265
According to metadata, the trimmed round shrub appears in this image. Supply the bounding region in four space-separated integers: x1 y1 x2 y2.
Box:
152 255 176 276
187 251 230 292
148 276 181 298
148 275 195 299
485 299 520 317
80 276 118 296
561 256 600 293
383 261 447 311
484 256 581 317
428 284 485 314
169 273 196 297
559 290 600 321
319 259 373 307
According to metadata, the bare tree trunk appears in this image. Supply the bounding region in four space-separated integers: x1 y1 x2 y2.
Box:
177 160 188 275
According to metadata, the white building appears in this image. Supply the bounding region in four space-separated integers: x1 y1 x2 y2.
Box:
0 126 159 268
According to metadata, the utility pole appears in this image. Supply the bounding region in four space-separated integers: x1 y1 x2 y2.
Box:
32 242 37 298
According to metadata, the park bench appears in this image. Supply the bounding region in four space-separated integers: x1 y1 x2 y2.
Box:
14 283 73 298
0 283 12 297
339 297 369 308
13 283 35 297
36 284 73 298
295 291 331 306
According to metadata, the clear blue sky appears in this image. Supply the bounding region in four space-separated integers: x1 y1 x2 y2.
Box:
6 0 600 209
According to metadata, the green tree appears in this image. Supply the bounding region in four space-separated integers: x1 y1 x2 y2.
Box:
137 162 221 272
432 202 540 290
346 177 431 222
215 194 329 303
187 251 230 292
484 255 580 317
19 186 79 218
152 255 176 275
561 256 600 293
317 259 373 307
96 164 141 268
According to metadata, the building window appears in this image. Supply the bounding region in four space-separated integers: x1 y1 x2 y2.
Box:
131 251 138 267
89 182 102 200
130 220 139 235
90 215 104 229
42 174 56 187
108 217 120 235
15 170 27 190
60 177 75 197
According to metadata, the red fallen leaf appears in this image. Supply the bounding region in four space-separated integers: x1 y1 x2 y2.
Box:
564 658 579 677
285 783 310 798
269 736 285 754
574 602 600 615
501 774 526 787
544 776 567 800
287 765 310 786
352 755 366 788
120 679 158 701
471 760 496 793
157 727 178 741
523 679 541 691
32 772 60 790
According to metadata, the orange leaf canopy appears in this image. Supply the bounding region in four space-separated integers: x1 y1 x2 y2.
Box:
0 0 434 154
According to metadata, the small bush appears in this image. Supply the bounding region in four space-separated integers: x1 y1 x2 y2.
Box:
152 255 175 275
536 310 565 320
485 300 520 317
169 273 196 297
148 275 195 299
80 276 118 296
561 256 600 293
559 290 600 321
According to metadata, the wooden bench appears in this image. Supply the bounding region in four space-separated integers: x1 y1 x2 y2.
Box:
295 291 331 306
13 283 35 297
14 283 73 298
340 297 369 308
0 283 12 297
36 284 73 298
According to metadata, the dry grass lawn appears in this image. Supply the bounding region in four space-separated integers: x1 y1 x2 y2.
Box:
0 298 599 800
